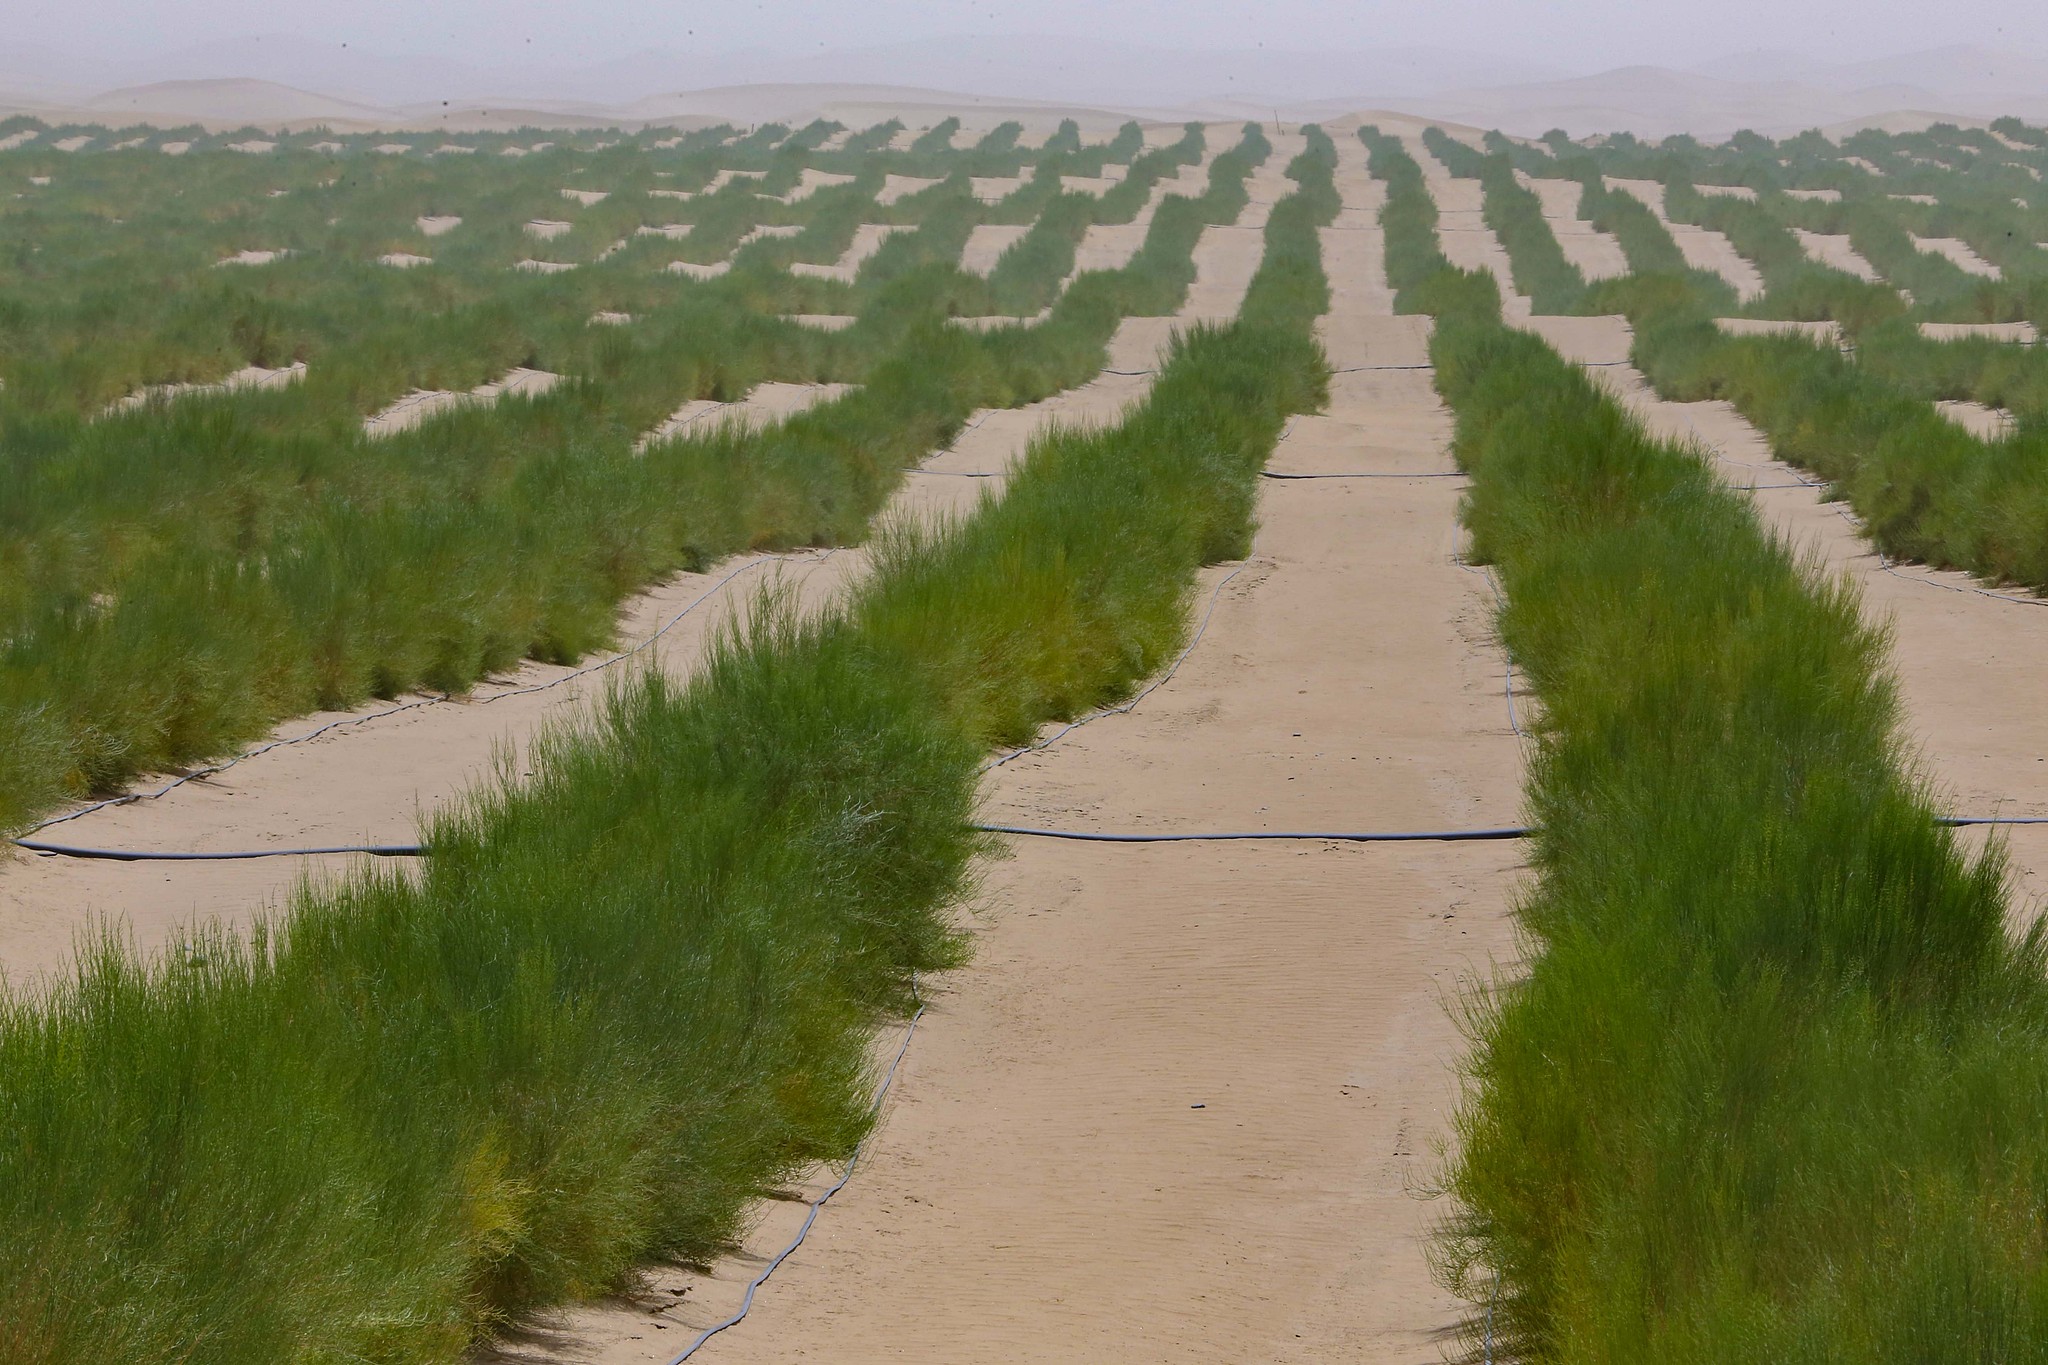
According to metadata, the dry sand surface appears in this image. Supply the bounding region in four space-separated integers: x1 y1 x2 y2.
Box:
379 251 433 268
1604 177 1766 301
959 223 1029 275
788 223 905 283
877 173 940 205
1910 234 2001 278
1525 313 2048 914
1714 317 1843 343
1935 399 2017 439
1795 228 1884 282
108 361 307 413
1786 188 1842 202
1921 321 2040 343
362 367 561 438
479 129 1521 1365
1518 173 1629 280
416 214 462 236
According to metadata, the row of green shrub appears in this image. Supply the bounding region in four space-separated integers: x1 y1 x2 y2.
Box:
1417 253 2048 1365
0 131 1334 1364
0 126 1264 834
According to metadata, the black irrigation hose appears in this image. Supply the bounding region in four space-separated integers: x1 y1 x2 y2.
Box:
21 816 2048 863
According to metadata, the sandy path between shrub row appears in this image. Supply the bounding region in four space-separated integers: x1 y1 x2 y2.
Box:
491 128 1522 1365
1524 313 2048 917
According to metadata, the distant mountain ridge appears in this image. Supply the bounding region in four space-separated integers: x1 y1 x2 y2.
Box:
2 39 2045 138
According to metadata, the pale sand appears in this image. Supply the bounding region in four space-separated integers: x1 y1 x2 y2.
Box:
1695 183 1757 199
1843 156 1885 176
52 135 93 152
762 168 857 203
1921 321 2040 343
0 130 36 151
1891 193 1939 205
1714 317 1842 343
887 125 920 151
590 311 633 326
877 174 941 205
432 144 477 155
515 260 576 274
416 215 462 236
108 362 306 414
1073 222 1149 273
1413 134 1533 322
1911 234 2001 278
970 175 1028 202
227 139 276 154
1794 228 1883 282
1059 169 1127 196
562 188 610 206
1528 313 2048 911
1604 177 1766 301
484 130 1519 1363
216 249 288 266
960 223 1030 275
1517 173 1629 281
371 143 410 155
788 224 905 283
641 383 853 448
0 329 1172 982
362 367 561 439
27 175 50 186
1935 400 2016 440
378 252 433 268
637 224 691 239
1785 188 1841 202
780 314 857 330
159 141 191 155
665 260 730 280
526 220 573 240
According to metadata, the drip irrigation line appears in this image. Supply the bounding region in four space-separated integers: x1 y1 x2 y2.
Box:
978 823 1529 843
20 548 839 839
982 562 1249 772
21 815 2048 864
1262 470 1466 479
666 981 927 1363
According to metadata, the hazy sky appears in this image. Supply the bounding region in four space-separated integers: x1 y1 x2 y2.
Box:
11 0 2047 70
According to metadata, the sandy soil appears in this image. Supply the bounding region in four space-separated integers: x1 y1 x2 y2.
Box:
1518 173 1629 280
970 175 1028 203
1525 313 2048 914
562 188 610 206
108 361 307 414
1794 228 1884 282
1892 193 1940 206
1921 321 2039 342
1910 234 2001 278
516 259 576 274
762 168 856 203
666 260 731 280
380 252 433 268
52 134 93 152
1786 188 1842 202
216 249 287 266
362 366 561 438
1714 317 1842 342
1935 399 2016 439
1844 156 1885 176
477 128 1519 1365
960 223 1030 275
1604 177 1766 302
417 215 462 235
877 173 941 205
0 131 36 151
526 220 572 240
1696 183 1757 199
788 224 905 283
780 314 857 331
1073 222 1148 273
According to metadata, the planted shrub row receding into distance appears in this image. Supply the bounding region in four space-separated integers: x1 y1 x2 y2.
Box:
0 130 1336 1361
1384 132 2048 1358
0 123 1277 834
